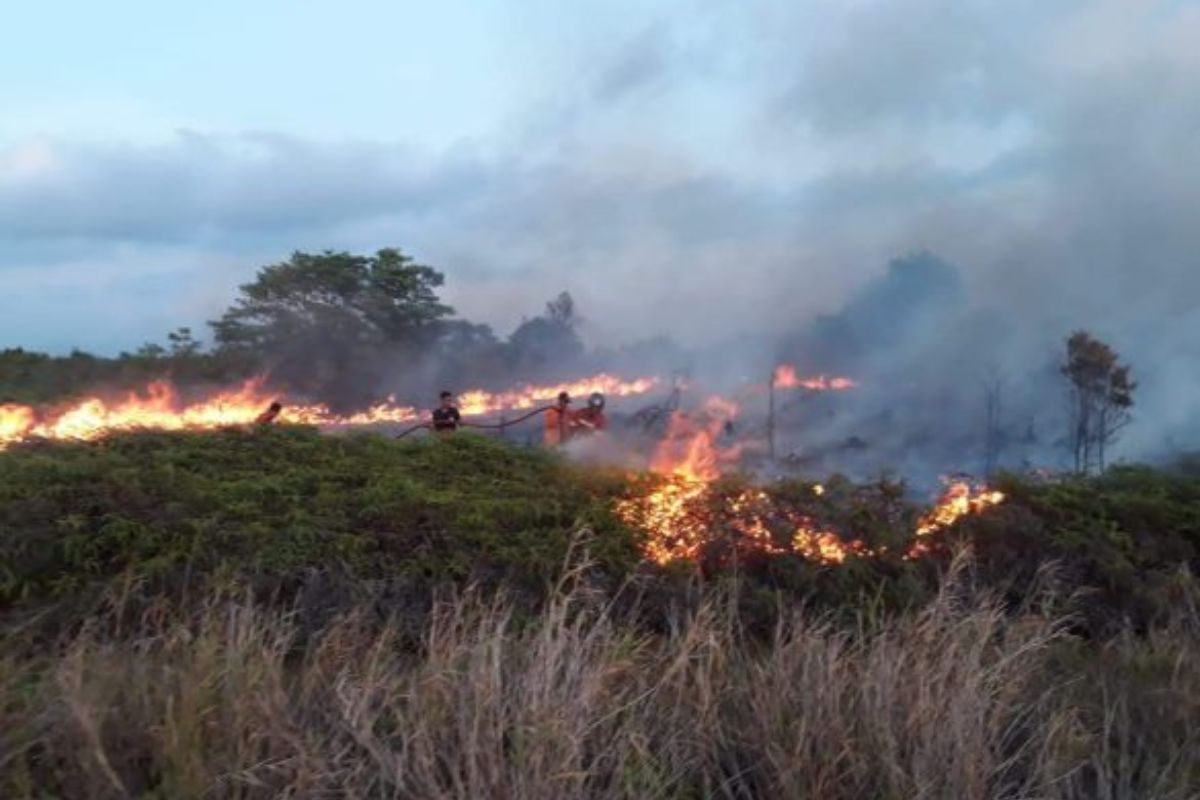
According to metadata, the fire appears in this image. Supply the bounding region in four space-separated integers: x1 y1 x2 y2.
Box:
617 407 1002 567
616 398 858 565
648 396 740 482
772 364 857 391
616 398 748 564
1 405 35 442
908 480 1006 557
457 374 658 417
0 380 293 446
0 372 659 450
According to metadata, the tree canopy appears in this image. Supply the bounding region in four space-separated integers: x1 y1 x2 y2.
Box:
507 291 584 371
209 248 452 404
1062 330 1136 473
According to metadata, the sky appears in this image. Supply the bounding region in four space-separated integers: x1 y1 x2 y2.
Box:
2 0 1200 362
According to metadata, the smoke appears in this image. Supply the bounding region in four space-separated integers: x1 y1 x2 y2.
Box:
2 0 1199 470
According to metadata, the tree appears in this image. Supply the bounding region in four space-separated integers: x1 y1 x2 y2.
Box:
545 291 576 327
430 320 506 387
166 327 201 358
210 249 452 404
507 291 584 371
1061 331 1136 473
981 368 1005 477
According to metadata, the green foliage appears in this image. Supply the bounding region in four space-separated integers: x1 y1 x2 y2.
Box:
958 467 1200 635
209 248 453 405
211 248 451 352
0 346 254 406
0 429 639 614
3 430 1199 640
1061 330 1136 473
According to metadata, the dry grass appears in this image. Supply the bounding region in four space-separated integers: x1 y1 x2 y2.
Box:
2 563 1197 800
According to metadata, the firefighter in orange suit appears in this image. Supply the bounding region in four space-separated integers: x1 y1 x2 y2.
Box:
571 392 607 436
544 391 571 446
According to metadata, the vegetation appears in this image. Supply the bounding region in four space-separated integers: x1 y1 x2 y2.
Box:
1062 330 1136 474
1 248 599 410
1 430 1197 635
0 429 636 627
1 430 1199 797
210 249 453 406
2 568 1197 799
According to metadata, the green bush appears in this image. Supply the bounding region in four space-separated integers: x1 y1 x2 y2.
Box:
4 430 1199 640
0 428 640 617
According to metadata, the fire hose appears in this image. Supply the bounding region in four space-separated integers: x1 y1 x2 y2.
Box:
393 404 557 440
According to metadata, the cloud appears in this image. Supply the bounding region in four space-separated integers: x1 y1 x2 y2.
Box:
591 25 673 104
1 0 1198 444
0 133 472 243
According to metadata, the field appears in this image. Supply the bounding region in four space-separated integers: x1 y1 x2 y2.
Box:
2 428 1198 798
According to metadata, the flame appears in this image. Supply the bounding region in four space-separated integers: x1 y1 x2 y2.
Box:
647 396 740 482
908 479 1006 557
616 398 857 565
617 409 1001 567
457 374 658 417
1 404 35 442
772 364 857 391
0 373 659 450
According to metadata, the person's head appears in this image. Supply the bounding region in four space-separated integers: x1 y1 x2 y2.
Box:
439 390 454 408
269 401 282 412
587 392 605 412
557 391 571 409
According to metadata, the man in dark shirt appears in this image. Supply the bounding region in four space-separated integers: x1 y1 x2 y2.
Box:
431 391 461 435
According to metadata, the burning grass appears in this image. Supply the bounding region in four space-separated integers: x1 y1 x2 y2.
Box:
615 394 1004 566
0 373 659 450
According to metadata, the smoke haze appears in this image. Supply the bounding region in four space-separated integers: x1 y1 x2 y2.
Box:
2 0 1198 469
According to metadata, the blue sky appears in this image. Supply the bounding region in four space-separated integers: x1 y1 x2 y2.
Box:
3 0 1200 359
1 1 517 145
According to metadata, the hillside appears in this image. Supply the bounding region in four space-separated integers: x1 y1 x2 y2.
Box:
1 430 1198 798
2 427 1199 632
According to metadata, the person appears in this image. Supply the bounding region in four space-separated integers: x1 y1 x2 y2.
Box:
255 401 283 425
431 390 461 435
544 391 571 446
571 392 607 436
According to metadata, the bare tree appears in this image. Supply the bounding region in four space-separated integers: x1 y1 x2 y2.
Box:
1061 331 1136 473
981 369 1005 477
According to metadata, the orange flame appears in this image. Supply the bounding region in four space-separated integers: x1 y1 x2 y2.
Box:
0 373 659 450
615 398 858 565
772 364 857 391
458 374 658 417
908 480 1006 558
617 408 1002 567
0 404 35 443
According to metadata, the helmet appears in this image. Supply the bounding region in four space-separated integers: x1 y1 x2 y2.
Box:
588 392 605 409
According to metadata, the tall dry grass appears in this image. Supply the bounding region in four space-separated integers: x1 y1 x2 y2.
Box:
2 565 1197 799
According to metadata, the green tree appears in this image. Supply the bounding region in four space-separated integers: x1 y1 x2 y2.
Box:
210 249 452 404
1061 331 1136 473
